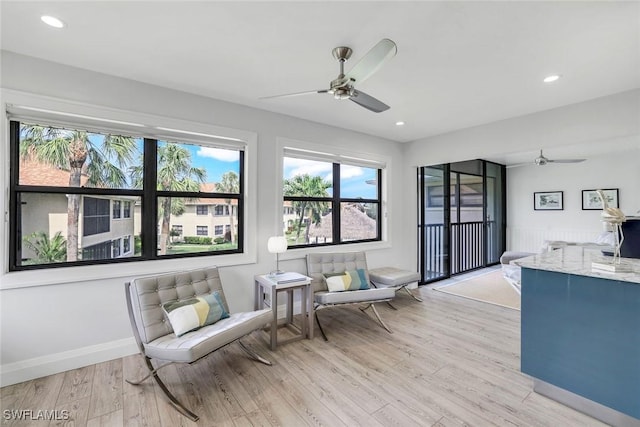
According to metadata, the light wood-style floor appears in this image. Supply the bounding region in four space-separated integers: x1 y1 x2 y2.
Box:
1 276 608 427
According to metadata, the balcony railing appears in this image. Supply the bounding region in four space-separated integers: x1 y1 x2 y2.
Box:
422 221 498 280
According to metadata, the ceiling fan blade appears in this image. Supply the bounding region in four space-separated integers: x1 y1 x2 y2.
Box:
349 89 390 113
547 159 586 164
260 89 328 100
508 158 586 168
344 38 397 85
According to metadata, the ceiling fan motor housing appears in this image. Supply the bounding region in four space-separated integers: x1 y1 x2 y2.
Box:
332 87 353 99
535 157 548 166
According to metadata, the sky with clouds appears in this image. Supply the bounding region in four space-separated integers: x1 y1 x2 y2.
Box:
69 131 376 197
283 157 378 199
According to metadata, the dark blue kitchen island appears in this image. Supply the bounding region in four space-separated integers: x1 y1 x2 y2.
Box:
516 247 640 426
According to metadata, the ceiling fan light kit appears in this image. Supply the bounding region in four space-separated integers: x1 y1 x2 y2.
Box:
263 39 397 113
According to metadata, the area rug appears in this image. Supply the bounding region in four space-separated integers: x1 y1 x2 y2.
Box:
434 270 520 310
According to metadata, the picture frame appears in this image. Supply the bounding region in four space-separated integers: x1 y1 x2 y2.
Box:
534 191 563 211
582 188 619 210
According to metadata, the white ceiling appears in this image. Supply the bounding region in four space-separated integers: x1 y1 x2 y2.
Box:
1 1 639 144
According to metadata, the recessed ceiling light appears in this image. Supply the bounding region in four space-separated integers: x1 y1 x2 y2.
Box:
41 15 65 28
395 121 405 126
543 74 561 83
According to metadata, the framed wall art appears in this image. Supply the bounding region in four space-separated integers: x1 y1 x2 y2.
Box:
582 188 619 210
534 191 563 211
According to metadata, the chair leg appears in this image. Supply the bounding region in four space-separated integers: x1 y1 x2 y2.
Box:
403 285 423 302
238 341 272 365
125 359 176 385
127 355 199 422
386 301 398 310
362 303 393 333
315 310 329 341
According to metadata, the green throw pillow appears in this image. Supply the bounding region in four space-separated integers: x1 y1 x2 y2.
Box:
323 269 370 292
163 291 229 337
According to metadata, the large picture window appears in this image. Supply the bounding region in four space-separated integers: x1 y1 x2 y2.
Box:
9 120 244 270
282 152 382 248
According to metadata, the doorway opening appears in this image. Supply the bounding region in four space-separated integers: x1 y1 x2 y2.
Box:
418 160 506 283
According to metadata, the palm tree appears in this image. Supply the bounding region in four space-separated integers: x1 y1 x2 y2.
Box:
283 174 331 242
131 143 206 255
21 125 137 261
215 171 239 244
23 231 67 264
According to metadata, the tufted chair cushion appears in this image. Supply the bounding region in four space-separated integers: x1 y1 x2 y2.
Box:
306 252 371 293
128 267 229 344
306 252 395 304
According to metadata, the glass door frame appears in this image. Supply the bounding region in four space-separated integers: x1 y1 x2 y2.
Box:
418 160 505 284
418 164 451 284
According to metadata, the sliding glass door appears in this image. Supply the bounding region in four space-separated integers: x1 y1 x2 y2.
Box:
418 160 505 283
419 165 450 282
485 162 505 265
450 164 484 274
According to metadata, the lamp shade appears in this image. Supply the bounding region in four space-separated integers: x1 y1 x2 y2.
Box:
267 236 288 254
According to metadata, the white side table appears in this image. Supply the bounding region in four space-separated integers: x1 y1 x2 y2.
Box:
254 273 313 350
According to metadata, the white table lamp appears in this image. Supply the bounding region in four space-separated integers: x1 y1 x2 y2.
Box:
267 236 288 275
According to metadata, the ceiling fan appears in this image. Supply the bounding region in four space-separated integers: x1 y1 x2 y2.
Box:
261 38 397 113
507 149 586 168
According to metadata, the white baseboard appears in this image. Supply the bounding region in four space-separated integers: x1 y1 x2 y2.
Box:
1 303 308 387
0 337 138 387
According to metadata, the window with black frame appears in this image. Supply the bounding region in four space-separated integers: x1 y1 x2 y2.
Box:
9 120 244 270
282 151 382 248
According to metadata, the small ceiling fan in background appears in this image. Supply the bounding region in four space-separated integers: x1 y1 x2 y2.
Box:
507 149 586 168
261 38 397 113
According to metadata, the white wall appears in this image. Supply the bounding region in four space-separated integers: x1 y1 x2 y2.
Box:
403 89 640 256
507 148 640 252
2 50 638 387
0 51 411 386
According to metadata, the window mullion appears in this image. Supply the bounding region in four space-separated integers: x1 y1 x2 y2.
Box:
9 121 20 269
332 162 340 244
142 138 157 259
236 150 244 252
377 168 382 239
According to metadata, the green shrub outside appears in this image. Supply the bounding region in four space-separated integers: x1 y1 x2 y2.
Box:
183 236 213 245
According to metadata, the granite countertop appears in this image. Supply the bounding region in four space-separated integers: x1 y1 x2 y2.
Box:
514 246 640 284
